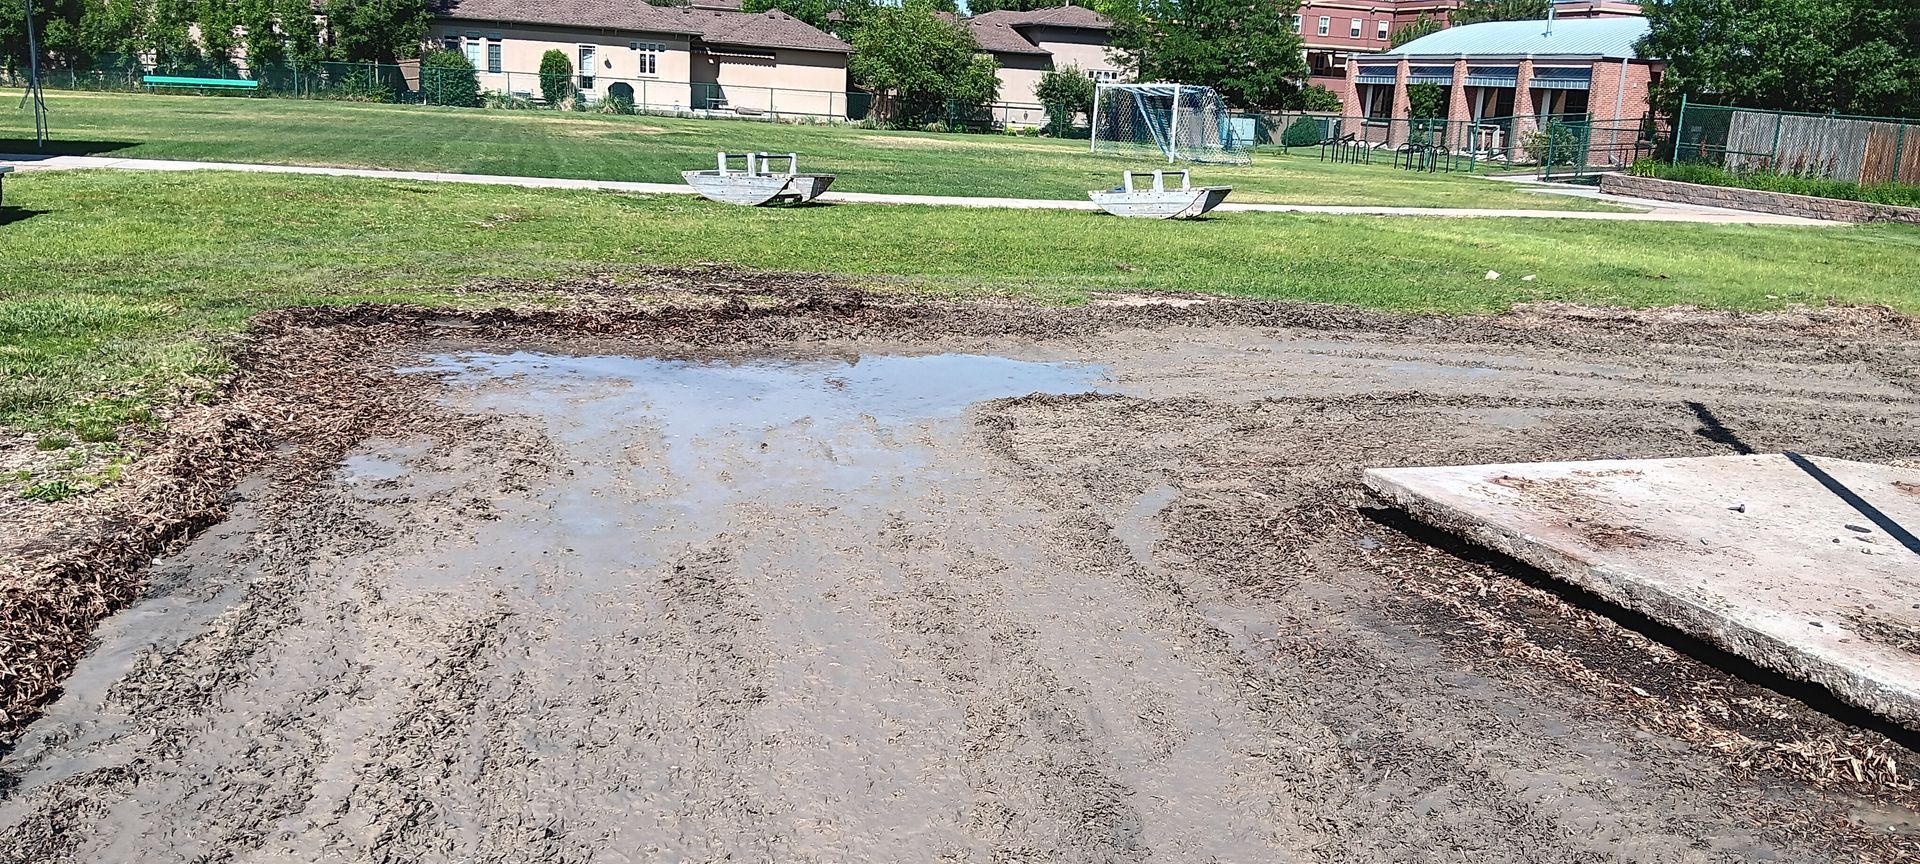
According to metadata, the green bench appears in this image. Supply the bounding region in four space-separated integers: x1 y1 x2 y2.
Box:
142 75 260 94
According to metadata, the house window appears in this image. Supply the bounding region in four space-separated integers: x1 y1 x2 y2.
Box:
1085 68 1119 84
1377 19 1389 40
631 41 662 76
1317 16 1330 36
462 38 480 68
1349 18 1361 37
578 44 596 89
1291 14 1301 33
486 39 501 73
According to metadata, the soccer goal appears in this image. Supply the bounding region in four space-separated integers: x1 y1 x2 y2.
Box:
1090 83 1252 165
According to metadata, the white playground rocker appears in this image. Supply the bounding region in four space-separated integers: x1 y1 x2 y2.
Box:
1089 170 1232 219
682 152 834 206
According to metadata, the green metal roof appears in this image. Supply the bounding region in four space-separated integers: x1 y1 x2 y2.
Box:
1376 18 1651 60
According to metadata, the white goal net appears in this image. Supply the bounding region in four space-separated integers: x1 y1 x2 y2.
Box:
1090 83 1252 165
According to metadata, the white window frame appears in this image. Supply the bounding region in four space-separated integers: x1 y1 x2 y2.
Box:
1291 14 1301 33
1085 68 1119 84
577 44 597 89
1349 18 1361 38
1377 20 1389 40
1317 16 1330 36
462 38 481 68
630 41 663 77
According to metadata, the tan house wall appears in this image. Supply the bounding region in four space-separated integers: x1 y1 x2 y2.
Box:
1025 26 1115 80
690 47 848 116
428 21 848 116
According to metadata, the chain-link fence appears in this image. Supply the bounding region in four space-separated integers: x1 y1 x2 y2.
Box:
1 56 1072 131
1671 101 1920 185
1247 111 1635 170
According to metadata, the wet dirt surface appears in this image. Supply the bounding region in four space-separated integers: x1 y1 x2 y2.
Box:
6 293 1920 863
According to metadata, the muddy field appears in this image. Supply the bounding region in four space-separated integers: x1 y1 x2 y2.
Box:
4 275 1920 862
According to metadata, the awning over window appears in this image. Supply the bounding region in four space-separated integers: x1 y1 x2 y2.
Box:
1530 66 1592 90
1355 65 1396 84
1464 65 1518 87
1407 65 1453 84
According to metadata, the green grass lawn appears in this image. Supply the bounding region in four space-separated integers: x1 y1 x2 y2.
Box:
3 169 1916 446
0 89 1625 210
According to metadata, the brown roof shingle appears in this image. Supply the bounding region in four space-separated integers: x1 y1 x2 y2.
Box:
436 0 850 53
972 5 1111 31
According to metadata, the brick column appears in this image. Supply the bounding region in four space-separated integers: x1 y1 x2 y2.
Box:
1513 58 1537 145
1389 59 1411 146
1339 57 1362 121
1447 58 1471 149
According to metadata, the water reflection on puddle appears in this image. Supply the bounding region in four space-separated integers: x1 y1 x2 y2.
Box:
397 351 1113 509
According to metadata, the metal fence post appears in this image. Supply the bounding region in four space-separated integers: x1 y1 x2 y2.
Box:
1769 110 1784 171
1895 122 1909 186
1672 94 1686 165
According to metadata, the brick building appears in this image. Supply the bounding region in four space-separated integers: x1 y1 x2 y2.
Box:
1297 0 1641 93
1336 17 1660 152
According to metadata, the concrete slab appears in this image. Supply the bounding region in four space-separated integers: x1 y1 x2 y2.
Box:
1365 454 1920 729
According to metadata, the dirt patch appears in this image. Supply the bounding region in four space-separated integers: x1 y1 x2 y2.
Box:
4 271 1920 861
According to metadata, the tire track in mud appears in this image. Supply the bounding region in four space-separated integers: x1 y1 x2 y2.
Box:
871 516 1147 862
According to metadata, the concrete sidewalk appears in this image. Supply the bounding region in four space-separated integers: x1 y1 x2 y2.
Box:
0 153 1842 225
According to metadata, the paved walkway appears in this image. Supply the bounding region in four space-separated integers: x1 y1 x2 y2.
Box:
0 153 1840 226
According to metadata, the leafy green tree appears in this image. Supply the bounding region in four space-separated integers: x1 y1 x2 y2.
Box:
1389 13 1439 47
1449 0 1545 25
421 48 481 107
1105 0 1307 110
197 0 242 72
1287 83 1341 112
1035 64 1095 134
849 0 999 125
327 0 428 63
538 48 574 107
1640 0 1919 118
965 0 1068 12
1 0 91 72
147 0 204 70
742 0 875 34
1407 82 1444 119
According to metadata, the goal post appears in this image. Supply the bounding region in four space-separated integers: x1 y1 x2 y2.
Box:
1090 82 1252 165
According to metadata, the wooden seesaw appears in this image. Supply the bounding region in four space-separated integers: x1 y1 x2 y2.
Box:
682 152 834 206
1088 169 1232 219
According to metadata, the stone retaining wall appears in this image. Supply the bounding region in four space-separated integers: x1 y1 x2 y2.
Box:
1600 173 1920 225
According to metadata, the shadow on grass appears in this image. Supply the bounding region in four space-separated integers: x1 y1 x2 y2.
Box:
0 207 48 226
0 140 142 157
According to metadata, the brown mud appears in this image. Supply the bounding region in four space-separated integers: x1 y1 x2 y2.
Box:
4 270 1920 862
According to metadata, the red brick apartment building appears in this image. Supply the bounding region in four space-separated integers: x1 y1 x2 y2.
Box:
1298 0 1642 91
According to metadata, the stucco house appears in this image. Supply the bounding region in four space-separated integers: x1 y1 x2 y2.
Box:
962 4 1118 125
430 0 851 118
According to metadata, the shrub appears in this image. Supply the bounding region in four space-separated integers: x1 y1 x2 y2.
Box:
1523 124 1581 165
1035 65 1096 136
420 50 482 108
1281 116 1324 150
538 49 574 107
1628 159 1920 208
332 66 393 103
484 90 535 109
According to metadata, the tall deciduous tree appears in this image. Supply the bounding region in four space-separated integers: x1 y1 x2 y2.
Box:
1448 0 1545 25
326 0 428 63
1104 0 1307 110
1640 0 1919 118
849 0 999 125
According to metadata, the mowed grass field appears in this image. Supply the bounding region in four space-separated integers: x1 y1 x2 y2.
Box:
0 89 1629 210
3 169 1918 442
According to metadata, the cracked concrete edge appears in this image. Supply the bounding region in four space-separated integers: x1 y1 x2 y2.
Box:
1361 466 1920 732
